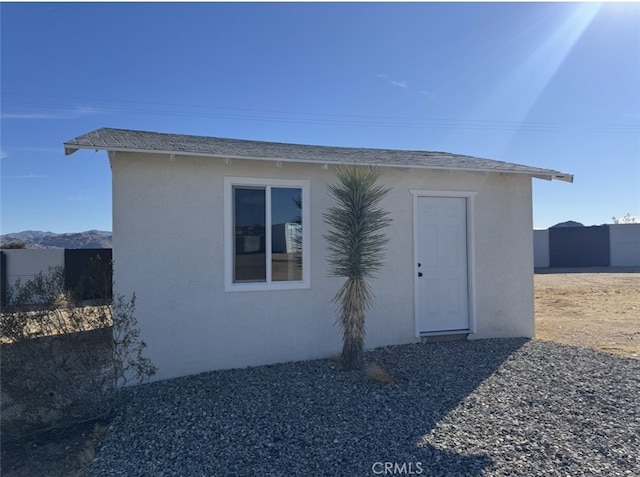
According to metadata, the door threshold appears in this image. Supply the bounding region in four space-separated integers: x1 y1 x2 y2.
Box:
420 331 469 343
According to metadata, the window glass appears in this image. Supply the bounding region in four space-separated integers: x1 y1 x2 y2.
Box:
233 187 266 282
271 188 302 281
226 178 309 291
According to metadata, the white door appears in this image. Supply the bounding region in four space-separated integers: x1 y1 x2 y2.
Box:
416 196 469 333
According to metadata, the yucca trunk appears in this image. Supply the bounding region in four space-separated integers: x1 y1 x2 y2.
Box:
335 277 371 368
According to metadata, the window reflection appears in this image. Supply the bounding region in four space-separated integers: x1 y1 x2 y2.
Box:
233 186 303 283
271 188 302 281
234 187 266 282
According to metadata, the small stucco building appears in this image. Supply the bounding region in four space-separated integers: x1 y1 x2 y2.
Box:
64 128 572 382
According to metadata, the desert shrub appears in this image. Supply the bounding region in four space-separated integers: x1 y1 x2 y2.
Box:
0 265 155 438
365 363 395 385
0 241 26 249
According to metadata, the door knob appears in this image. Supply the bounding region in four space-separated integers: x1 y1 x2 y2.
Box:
418 272 423 277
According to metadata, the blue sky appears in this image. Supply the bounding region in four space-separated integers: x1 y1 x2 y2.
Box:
1 2 639 233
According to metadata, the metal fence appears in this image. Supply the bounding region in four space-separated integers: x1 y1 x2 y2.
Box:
0 248 112 307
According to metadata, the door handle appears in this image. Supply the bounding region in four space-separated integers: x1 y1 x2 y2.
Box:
418 272 423 277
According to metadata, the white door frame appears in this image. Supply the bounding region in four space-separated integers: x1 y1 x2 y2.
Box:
411 190 478 337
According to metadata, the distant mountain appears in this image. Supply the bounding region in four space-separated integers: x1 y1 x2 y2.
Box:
0 230 112 249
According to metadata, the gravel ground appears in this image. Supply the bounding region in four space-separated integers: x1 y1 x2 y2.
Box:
86 339 640 476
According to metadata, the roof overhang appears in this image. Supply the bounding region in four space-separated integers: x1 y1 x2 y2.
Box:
64 128 574 183
64 143 574 183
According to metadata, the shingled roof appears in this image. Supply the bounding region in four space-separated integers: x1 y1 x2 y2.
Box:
64 128 573 182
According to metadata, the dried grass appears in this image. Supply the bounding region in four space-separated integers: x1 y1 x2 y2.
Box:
77 422 107 465
366 363 395 385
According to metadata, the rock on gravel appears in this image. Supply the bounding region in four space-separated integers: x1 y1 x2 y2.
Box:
86 339 640 476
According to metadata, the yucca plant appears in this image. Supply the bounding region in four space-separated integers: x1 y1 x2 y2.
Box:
324 165 392 369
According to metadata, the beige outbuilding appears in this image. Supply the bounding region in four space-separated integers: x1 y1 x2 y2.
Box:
65 128 572 382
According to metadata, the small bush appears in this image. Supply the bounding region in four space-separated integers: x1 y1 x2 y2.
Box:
0 265 155 438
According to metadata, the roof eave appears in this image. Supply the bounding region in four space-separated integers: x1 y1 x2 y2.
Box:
532 172 574 183
63 143 574 182
555 173 574 183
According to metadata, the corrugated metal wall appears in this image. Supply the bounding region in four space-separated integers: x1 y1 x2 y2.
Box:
549 226 610 267
534 224 640 268
610 224 640 266
64 249 113 300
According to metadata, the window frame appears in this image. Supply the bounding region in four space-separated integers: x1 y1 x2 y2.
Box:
224 176 311 292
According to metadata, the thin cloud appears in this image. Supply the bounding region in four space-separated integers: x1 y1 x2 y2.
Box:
1 106 102 120
0 149 7 160
73 106 102 115
419 90 436 99
67 195 87 201
4 173 48 179
377 73 408 89
17 146 62 154
1 112 61 120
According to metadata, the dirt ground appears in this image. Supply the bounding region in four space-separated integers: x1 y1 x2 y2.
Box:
2 268 639 476
535 268 640 359
0 421 104 477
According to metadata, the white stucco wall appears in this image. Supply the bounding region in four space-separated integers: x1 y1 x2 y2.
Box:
533 229 550 268
469 173 535 339
2 249 65 289
110 152 535 381
610 224 640 266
